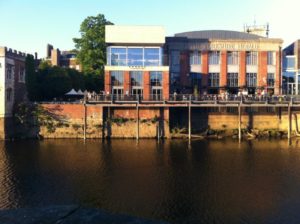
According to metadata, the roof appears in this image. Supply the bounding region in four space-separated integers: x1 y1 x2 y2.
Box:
174 30 264 40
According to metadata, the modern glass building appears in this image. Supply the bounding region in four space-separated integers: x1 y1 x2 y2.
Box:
165 30 283 95
282 40 300 95
104 25 169 100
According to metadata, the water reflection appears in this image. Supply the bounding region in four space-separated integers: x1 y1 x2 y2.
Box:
1 139 300 223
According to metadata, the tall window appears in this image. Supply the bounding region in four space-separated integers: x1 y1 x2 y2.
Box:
6 64 13 79
130 71 143 87
19 66 25 82
111 71 124 86
110 48 127 65
246 52 258 65
171 50 180 66
209 51 220 65
227 51 239 65
150 71 162 86
227 73 238 87
190 51 201 65
267 73 275 87
246 73 257 87
6 88 12 102
208 73 219 87
267 51 275 65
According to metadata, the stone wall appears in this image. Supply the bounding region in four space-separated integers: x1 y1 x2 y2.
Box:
39 104 170 139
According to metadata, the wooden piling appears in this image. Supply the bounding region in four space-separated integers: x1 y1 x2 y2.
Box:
238 103 241 140
288 103 292 139
83 102 87 140
136 104 139 140
188 103 191 140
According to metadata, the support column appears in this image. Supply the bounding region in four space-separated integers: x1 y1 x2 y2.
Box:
288 103 292 139
188 103 191 140
136 104 139 140
83 102 87 140
238 103 241 140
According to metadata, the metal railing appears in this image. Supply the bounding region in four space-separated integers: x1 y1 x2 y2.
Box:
85 94 300 104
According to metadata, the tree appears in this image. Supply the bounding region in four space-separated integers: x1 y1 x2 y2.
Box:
73 14 113 80
25 54 39 101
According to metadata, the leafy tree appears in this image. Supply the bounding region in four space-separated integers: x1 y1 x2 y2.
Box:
40 66 72 100
25 54 39 101
73 14 113 84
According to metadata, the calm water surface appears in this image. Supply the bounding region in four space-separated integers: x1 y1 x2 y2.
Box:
1 139 300 223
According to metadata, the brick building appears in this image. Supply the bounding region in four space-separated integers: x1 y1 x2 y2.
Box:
46 44 81 71
165 30 283 95
104 25 169 100
282 40 300 95
0 47 28 138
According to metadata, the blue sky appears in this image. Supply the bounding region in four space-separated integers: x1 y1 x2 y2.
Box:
0 0 299 57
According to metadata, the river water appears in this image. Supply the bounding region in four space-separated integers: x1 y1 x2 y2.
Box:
1 139 300 223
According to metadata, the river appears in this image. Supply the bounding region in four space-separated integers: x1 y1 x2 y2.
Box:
1 139 300 223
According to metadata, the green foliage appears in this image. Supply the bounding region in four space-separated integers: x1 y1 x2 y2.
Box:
73 13 113 89
25 55 40 101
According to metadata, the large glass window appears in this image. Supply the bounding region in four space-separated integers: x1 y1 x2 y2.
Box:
246 73 257 87
171 50 180 66
283 56 296 70
209 51 220 65
144 48 160 66
111 71 124 86
267 73 275 87
150 71 162 86
190 51 201 65
227 73 238 87
128 48 143 66
227 52 239 65
110 48 127 66
130 71 143 87
208 73 219 87
246 52 258 65
267 51 275 65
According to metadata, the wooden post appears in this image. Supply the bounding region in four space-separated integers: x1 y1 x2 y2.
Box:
288 103 292 139
83 102 87 140
238 103 241 140
188 103 191 140
136 104 139 140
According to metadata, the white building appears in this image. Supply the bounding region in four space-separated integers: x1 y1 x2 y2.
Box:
0 47 27 138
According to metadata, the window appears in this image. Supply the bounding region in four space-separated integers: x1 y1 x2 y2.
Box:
208 73 219 87
246 52 257 65
246 73 257 87
267 73 275 87
130 71 143 87
150 71 162 86
144 48 160 66
19 66 25 82
283 56 295 70
128 48 143 66
190 73 202 89
6 64 13 79
111 71 124 86
227 73 238 87
209 51 220 65
6 88 12 102
110 48 127 65
227 51 239 65
190 51 201 65
267 51 275 65
171 51 180 66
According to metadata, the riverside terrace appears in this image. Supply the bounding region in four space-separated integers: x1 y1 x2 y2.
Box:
82 93 300 140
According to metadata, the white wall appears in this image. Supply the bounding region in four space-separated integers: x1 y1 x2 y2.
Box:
0 57 5 117
105 25 165 44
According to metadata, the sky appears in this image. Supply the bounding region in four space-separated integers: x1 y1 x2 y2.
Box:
0 0 299 58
